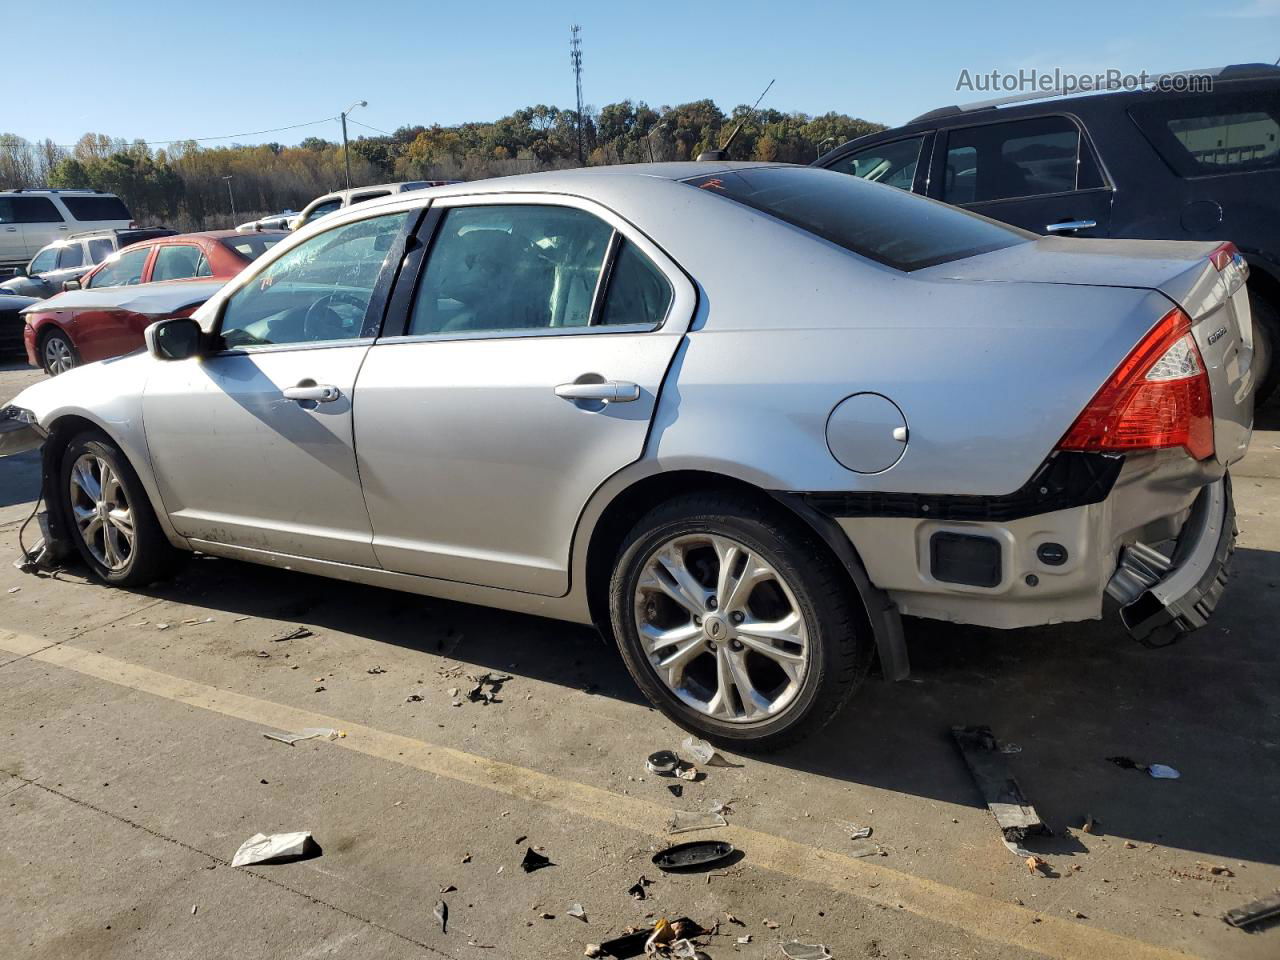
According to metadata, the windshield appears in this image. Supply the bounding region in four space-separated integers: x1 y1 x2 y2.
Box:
683 166 1030 271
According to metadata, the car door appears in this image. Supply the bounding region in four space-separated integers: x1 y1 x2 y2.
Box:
928 115 1113 237
73 246 154 362
12 195 68 254
353 196 695 596
142 208 414 565
0 199 25 264
821 133 934 194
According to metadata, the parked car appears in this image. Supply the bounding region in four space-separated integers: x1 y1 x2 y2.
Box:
0 189 133 275
236 211 298 233
814 62 1280 401
290 181 459 231
0 293 39 358
24 230 284 374
0 164 1253 748
0 228 178 299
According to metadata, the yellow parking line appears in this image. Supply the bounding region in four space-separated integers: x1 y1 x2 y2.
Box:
0 630 1197 960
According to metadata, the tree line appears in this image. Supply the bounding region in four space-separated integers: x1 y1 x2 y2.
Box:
0 100 883 231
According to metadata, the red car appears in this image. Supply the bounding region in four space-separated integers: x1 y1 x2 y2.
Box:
23 230 284 374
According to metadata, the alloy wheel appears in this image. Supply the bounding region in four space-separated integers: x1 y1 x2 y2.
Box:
68 454 135 571
633 533 809 723
44 336 75 375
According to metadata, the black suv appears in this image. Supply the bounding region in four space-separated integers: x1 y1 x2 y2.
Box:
815 63 1280 400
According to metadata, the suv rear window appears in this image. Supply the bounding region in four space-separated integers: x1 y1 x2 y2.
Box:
61 195 132 221
1129 92 1279 176
219 235 281 261
684 167 1028 271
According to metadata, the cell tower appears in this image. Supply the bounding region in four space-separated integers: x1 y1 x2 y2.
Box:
570 24 584 165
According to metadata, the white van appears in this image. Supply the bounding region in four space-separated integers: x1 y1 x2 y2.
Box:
0 189 133 272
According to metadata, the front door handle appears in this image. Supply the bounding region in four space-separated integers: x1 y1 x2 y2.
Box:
1045 219 1097 234
283 383 341 402
554 380 641 403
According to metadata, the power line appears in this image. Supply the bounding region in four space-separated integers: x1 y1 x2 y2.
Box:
47 116 339 150
347 118 395 137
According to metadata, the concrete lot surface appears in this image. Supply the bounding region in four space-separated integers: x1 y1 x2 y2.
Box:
1 358 1278 959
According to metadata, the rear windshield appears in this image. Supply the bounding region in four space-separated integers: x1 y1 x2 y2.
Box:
683 167 1028 271
60 195 132 221
219 235 282 261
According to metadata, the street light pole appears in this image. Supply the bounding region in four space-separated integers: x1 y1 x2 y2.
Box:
340 99 367 191
222 175 235 224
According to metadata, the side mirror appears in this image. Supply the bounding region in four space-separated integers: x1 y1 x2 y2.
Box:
145 317 203 361
62 279 81 292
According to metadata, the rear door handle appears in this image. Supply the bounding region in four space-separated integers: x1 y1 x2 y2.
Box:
1045 219 1097 234
283 383 341 402
554 380 641 403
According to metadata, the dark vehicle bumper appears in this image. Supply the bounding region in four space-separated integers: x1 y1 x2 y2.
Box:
0 406 46 457
1118 475 1235 647
1 313 26 358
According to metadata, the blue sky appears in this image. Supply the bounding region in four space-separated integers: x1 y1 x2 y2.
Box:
10 0 1279 148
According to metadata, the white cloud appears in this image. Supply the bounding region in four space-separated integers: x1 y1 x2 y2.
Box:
1226 0 1280 17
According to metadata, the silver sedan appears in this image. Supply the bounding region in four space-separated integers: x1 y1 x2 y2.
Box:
0 163 1255 748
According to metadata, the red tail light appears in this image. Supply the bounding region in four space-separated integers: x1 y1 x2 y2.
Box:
1058 307 1214 460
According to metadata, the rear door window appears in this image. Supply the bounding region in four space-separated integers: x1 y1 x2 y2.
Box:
87 237 115 263
826 136 927 192
58 244 85 269
1129 91 1279 176
12 196 64 223
942 117 1097 204
152 244 205 281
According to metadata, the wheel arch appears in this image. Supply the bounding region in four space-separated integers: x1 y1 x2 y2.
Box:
581 467 909 680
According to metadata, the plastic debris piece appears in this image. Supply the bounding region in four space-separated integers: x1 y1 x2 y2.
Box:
628 876 650 900
7 586 20 593
737 935 752 944
231 831 315 867
668 784 683 798
157 623 170 630
782 943 832 960
434 899 448 933
273 626 313 641
1224 890 1280 929
670 939 698 960
262 727 339 746
645 917 675 953
440 884 457 893
521 847 553 872
675 763 699 782
599 928 649 959
849 825 873 840
646 750 678 775
763 919 780 929
952 726 1049 845
406 694 423 702
568 902 587 922
1000 743 1023 754
848 839 881 858
681 736 737 767
191 904 197 915
668 810 727 835
1148 764 1180 779
652 840 736 872
367 665 386 674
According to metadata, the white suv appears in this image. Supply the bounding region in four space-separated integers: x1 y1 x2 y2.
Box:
0 190 133 272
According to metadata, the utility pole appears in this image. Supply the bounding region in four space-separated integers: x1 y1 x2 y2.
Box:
570 25 584 165
222 175 236 224
340 99 367 190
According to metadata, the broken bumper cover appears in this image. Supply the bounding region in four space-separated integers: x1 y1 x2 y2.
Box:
0 405 45 457
1116 475 1235 647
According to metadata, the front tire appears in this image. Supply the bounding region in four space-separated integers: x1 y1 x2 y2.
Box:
609 493 872 752
40 329 78 376
59 431 178 586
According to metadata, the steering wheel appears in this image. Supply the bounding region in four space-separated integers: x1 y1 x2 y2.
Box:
302 291 368 341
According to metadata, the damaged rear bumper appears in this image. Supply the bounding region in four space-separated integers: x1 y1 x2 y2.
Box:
1109 475 1235 647
0 405 45 457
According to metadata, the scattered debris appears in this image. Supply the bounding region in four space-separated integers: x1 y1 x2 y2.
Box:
849 825 873 840
1069 909 1088 920
669 939 699 959
448 687 460 697
440 884 457 894
7 586 20 593
231 831 316 867
782 943 832 960
521 847 553 873
675 763 700 782
272 626 313 641
1106 756 1180 779
668 784 683 798
405 694 423 702
646 918 675 953
157 623 171 630
1000 742 1023 754
646 750 679 776
1026 856 1049 876
461 853 471 863
515 835 528 845
628 876 650 900
465 672 512 704
255 651 270 659
262 727 341 746
434 899 448 933
1196 861 1235 877
1124 841 1137 849
652 840 735 873
737 935 752 944
191 904 197 915
709 800 735 817
568 903 587 922
849 839 883 858
726 914 744 926
764 919 780 929
313 686 325 693
952 726 1050 846
681 736 738 767
539 912 555 920
1223 891 1280 929
668 809 727 835
598 928 649 959
585 945 602 958
367 666 387 675
1081 814 1098 835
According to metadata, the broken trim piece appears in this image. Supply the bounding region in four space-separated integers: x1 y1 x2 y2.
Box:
951 726 1049 845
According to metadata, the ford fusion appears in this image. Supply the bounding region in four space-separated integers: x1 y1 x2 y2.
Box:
0 164 1254 749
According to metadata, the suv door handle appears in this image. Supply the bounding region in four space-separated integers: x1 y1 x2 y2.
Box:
283 383 341 402
554 380 641 403
1045 219 1097 234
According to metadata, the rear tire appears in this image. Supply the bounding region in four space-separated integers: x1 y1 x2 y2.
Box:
609 492 872 752
40 328 78 376
59 430 178 587
1250 290 1278 407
